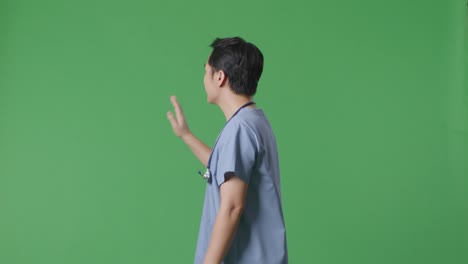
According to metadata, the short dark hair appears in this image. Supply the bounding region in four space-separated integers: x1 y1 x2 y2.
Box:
208 37 264 96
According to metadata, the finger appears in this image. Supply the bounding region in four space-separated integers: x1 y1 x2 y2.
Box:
166 111 178 128
170 96 185 122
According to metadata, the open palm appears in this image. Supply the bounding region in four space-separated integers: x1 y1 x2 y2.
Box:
167 95 191 138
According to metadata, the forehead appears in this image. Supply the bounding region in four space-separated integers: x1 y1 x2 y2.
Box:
204 62 212 71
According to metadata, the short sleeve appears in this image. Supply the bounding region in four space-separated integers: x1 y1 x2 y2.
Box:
215 121 258 186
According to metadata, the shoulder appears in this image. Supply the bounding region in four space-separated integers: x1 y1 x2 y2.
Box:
230 108 265 130
217 109 269 146
222 119 256 141
225 115 258 138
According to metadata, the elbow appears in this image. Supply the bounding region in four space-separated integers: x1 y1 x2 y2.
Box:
231 204 245 217
221 203 245 219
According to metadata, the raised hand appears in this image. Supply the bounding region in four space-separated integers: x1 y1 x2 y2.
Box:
167 95 191 138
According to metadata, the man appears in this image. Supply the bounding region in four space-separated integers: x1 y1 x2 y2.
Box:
167 37 288 264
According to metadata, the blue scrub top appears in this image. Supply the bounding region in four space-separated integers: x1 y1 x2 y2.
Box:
194 108 288 264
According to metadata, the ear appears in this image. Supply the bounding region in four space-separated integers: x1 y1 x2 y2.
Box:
216 70 228 87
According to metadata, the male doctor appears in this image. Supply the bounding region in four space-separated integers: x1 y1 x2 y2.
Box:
167 37 288 264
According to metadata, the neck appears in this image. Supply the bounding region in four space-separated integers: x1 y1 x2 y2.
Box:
217 95 255 121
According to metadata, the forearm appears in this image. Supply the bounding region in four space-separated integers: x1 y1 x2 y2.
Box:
204 206 243 264
181 132 211 166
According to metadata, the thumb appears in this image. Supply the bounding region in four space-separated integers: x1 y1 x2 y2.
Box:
167 111 178 127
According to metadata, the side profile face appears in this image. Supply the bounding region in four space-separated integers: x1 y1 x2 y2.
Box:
203 62 221 104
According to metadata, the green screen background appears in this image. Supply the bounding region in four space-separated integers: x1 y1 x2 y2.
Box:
1 0 467 263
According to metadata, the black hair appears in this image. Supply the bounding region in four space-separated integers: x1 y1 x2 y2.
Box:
208 37 264 96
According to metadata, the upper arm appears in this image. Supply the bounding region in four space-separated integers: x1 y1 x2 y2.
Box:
219 172 248 210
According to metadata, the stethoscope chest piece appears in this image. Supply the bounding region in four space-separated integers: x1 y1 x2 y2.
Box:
198 169 211 180
203 169 210 180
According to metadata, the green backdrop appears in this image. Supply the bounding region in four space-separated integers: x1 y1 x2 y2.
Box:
1 0 467 263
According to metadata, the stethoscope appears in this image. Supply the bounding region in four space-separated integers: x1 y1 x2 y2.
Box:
197 101 256 180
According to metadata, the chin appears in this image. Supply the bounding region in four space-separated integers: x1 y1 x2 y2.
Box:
206 96 216 104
